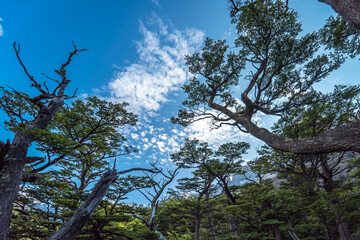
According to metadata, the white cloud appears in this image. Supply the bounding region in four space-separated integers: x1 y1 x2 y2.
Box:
184 118 253 148
159 133 168 141
77 93 88 99
157 141 166 152
108 14 204 113
150 0 161 8
131 133 139 140
121 110 262 167
105 14 262 166
0 17 4 37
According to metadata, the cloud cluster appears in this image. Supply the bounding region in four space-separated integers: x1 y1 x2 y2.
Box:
107 14 263 167
108 14 204 113
121 117 183 165
123 114 261 166
185 119 251 147
150 0 161 8
0 17 4 37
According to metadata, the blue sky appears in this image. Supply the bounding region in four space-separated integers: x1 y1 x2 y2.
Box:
1 0 359 202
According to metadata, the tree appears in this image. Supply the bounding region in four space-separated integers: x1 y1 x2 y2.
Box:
133 164 180 240
74 175 155 239
0 43 157 239
0 42 87 239
46 169 118 240
230 0 360 32
6 94 162 239
10 173 155 239
156 196 197 240
164 71 360 239
158 174 222 240
172 139 250 236
175 168 217 240
251 87 360 240
172 0 360 154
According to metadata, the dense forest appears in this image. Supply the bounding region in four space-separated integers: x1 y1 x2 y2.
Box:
1 0 360 239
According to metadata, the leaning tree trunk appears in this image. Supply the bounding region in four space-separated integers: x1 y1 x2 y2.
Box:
47 169 117 240
209 101 360 154
318 0 360 31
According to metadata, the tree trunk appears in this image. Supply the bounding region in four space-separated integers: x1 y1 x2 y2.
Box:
274 224 282 240
47 169 117 240
322 221 334 240
318 0 360 31
304 215 315 238
194 205 201 240
242 118 360 154
338 221 353 240
210 101 360 154
228 218 241 236
320 158 353 240
219 179 240 236
155 230 166 240
0 43 83 240
0 101 65 240
287 219 301 240
0 138 30 240
207 213 217 240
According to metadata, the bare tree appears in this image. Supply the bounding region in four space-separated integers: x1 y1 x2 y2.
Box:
0 42 86 240
133 163 180 240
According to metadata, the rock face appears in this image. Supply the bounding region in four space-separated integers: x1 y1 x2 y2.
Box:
270 152 359 188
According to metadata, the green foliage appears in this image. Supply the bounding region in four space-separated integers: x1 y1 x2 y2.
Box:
173 0 346 128
273 85 360 139
320 15 360 58
0 88 38 130
8 96 154 239
5 0 360 239
36 96 136 156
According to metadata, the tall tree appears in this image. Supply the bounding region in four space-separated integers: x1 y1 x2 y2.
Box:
230 0 360 32
0 42 86 239
253 86 360 239
7 96 140 239
171 139 250 235
133 165 180 240
175 168 217 240
172 0 360 154
0 43 157 239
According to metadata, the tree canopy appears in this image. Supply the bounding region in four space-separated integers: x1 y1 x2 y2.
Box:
172 0 360 154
